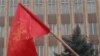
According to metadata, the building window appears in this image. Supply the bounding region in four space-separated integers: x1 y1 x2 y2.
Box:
49 24 72 36
89 23 97 35
0 27 1 37
23 0 29 4
61 1 70 14
74 0 83 13
0 48 3 56
49 46 57 56
49 24 57 35
0 27 3 37
48 0 56 5
36 46 57 56
0 0 5 5
34 0 42 4
48 4 56 14
0 0 5 17
87 0 96 14
36 46 44 56
34 4 43 15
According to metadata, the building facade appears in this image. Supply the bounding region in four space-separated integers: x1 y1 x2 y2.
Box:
0 0 100 56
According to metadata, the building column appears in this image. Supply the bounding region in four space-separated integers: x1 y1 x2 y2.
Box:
3 0 9 56
70 0 75 31
96 0 100 55
42 0 49 56
55 0 63 54
83 0 90 42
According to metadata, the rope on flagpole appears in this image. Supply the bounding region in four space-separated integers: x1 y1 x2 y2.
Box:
50 31 80 56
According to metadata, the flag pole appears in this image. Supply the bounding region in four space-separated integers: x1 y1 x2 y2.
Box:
50 32 80 56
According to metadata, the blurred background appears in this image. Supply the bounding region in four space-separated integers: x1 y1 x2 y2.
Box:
0 0 100 56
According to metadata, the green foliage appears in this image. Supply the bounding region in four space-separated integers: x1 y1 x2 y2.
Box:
54 25 95 56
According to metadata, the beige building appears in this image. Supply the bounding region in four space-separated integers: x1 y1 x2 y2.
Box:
0 0 100 56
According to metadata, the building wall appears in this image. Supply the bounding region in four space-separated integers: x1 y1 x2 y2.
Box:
0 0 100 56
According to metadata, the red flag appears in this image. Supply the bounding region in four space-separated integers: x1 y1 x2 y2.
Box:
7 3 50 56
